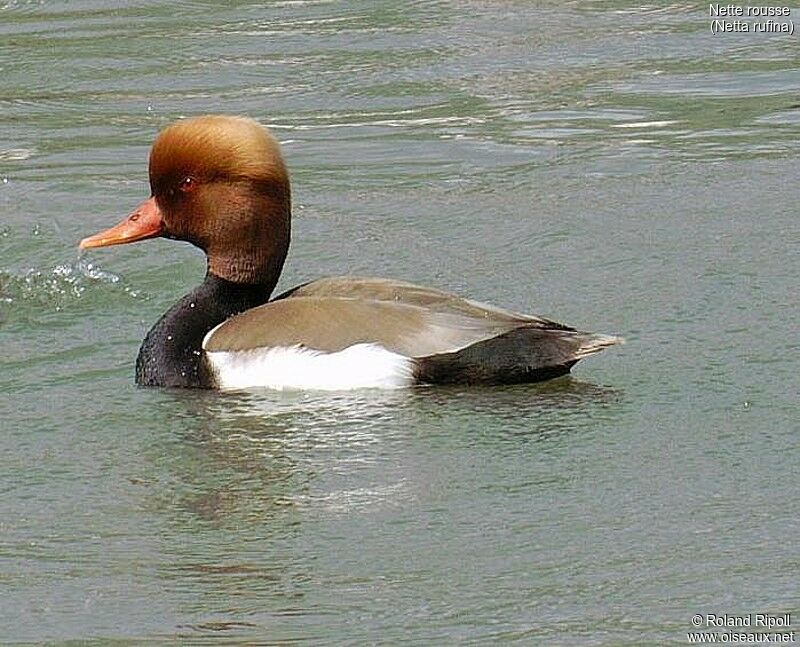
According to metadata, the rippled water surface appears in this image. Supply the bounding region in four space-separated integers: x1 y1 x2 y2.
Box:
1 1 798 643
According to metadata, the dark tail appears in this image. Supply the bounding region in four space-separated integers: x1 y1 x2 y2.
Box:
414 327 623 385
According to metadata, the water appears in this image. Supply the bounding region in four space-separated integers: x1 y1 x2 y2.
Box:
1 1 798 643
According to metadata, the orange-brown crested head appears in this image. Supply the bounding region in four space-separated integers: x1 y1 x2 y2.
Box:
149 115 287 198
149 115 291 285
79 116 291 287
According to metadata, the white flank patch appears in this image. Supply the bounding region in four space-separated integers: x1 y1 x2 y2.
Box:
206 343 415 391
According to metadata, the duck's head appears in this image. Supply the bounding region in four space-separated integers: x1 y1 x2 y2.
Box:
80 115 291 286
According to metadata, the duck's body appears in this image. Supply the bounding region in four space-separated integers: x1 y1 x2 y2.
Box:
134 273 618 389
80 115 620 390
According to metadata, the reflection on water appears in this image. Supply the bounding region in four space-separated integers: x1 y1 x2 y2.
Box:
143 379 622 530
117 377 626 642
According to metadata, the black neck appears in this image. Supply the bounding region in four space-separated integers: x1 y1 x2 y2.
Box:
135 273 272 387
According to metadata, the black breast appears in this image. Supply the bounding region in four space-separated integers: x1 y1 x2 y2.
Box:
135 274 272 388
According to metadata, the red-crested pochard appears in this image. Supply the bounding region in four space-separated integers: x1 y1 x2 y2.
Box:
80 115 621 389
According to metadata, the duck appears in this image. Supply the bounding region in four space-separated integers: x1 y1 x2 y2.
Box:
79 115 621 390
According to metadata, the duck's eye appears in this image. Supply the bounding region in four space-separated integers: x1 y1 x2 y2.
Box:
179 176 197 193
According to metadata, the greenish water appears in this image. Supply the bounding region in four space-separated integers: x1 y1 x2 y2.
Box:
1 1 798 643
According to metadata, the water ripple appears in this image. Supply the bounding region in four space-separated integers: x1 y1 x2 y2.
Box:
0 258 141 323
